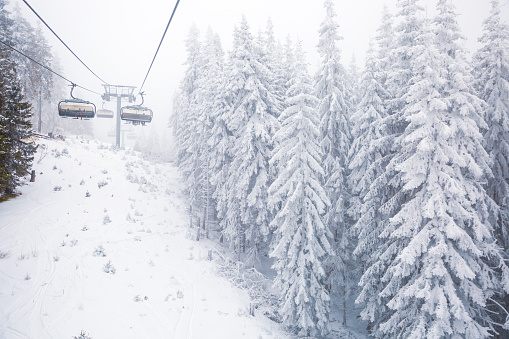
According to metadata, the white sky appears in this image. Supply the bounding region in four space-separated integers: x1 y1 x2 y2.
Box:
10 0 509 137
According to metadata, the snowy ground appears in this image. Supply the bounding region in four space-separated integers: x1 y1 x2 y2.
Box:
0 136 289 339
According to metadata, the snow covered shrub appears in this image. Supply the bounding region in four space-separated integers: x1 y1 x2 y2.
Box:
101 169 108 174
133 295 142 302
62 148 69 155
53 186 62 191
97 180 108 188
126 213 135 223
53 254 60 262
80 179 85 185
73 330 92 339
103 215 111 224
24 273 30 280
52 165 57 170
126 172 138 184
103 260 115 274
177 290 184 299
0 250 10 259
81 226 88 231
17 251 27 260
93 245 106 257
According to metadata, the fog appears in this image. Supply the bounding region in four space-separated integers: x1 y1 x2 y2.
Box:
12 0 509 143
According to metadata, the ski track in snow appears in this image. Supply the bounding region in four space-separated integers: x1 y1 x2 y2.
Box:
0 137 287 339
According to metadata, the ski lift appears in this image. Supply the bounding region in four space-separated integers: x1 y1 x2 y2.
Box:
96 102 114 118
120 92 153 126
58 84 96 119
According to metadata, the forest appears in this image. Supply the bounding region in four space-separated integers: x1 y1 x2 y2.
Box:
170 0 509 338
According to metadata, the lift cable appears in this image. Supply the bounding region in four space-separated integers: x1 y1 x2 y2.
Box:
21 0 109 85
138 0 181 95
0 39 102 96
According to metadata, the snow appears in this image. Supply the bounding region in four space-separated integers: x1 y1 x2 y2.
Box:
0 136 288 339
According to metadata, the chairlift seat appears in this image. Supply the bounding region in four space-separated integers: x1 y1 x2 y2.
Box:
58 99 96 119
97 109 114 118
121 105 153 124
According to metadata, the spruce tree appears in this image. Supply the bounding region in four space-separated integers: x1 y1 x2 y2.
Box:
315 0 352 325
474 0 509 334
475 0 509 252
0 44 36 196
221 16 278 262
0 0 13 45
194 27 224 235
348 41 387 238
173 24 204 228
269 41 332 338
355 0 426 334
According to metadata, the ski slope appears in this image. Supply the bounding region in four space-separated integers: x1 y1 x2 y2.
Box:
0 136 288 339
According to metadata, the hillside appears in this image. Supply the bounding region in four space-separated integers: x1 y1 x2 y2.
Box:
0 136 288 339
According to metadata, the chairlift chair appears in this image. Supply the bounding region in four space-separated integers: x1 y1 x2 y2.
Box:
58 84 96 119
120 92 152 126
97 102 114 118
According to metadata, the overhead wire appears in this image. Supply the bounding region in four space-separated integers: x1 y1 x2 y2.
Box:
138 0 181 95
0 39 102 96
21 0 109 85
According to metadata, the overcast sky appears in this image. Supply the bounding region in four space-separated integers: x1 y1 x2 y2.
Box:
11 0 509 138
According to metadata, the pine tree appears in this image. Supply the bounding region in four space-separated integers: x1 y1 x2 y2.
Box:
194 27 224 236
315 0 352 326
475 0 509 252
0 0 13 45
220 16 278 263
269 41 332 338
30 24 53 132
355 0 426 334
0 44 36 196
473 0 509 334
262 18 285 120
348 40 387 234
374 5 395 103
172 24 204 229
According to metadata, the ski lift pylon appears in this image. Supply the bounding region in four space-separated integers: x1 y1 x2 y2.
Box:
58 84 96 119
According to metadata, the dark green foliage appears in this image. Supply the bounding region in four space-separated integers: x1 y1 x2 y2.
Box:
0 44 36 197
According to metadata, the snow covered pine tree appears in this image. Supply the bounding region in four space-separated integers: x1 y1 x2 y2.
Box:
269 41 332 338
0 42 36 198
